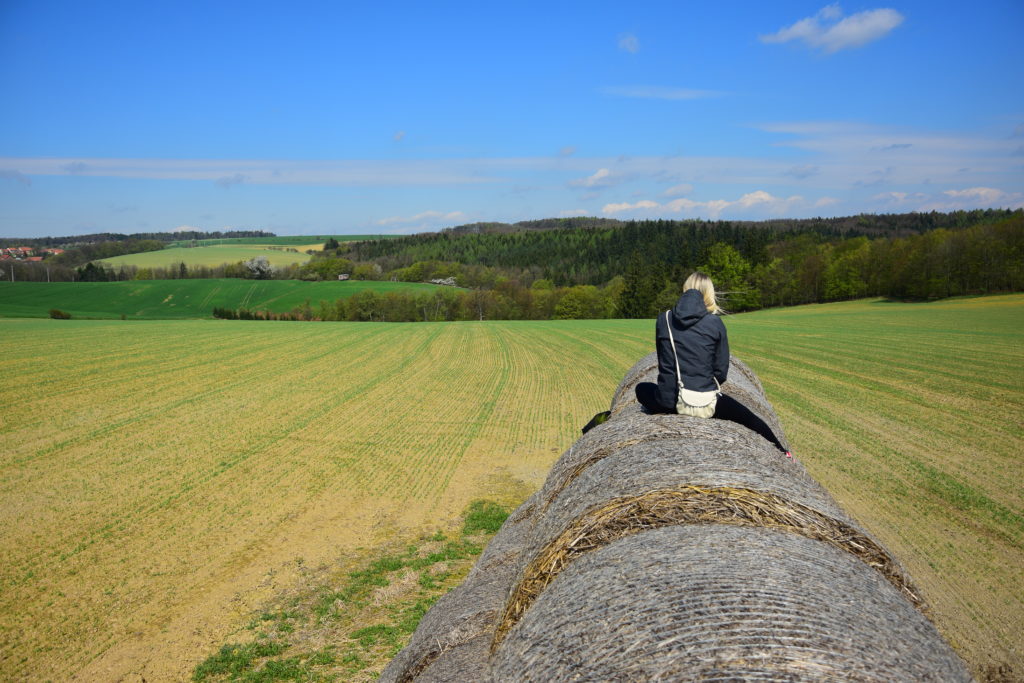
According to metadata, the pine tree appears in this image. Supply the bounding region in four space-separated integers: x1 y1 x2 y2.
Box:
617 252 660 318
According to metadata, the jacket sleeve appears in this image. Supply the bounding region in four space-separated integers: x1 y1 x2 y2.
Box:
654 312 678 408
713 318 730 385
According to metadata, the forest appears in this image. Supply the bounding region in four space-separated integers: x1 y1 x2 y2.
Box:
4 210 1021 321
210 211 1022 322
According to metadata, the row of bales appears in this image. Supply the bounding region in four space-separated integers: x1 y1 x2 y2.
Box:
383 354 970 681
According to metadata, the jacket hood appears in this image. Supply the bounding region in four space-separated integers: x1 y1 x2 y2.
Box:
672 289 709 329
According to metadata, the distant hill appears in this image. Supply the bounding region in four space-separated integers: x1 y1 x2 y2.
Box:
346 209 1021 289
437 210 1011 239
443 217 624 235
0 229 276 249
97 245 313 270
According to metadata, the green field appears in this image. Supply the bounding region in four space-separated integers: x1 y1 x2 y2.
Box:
0 279 444 319
97 244 314 270
166 234 395 248
1 295 1020 680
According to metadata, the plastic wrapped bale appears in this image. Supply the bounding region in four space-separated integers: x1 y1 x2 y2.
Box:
382 355 971 682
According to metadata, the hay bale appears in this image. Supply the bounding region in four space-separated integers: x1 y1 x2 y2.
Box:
382 354 970 681
493 526 970 682
379 490 542 683
611 353 785 446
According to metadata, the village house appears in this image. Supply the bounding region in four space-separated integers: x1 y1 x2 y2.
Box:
1 246 39 259
0 247 62 260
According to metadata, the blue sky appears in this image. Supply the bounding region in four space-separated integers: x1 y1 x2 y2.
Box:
1 0 1022 237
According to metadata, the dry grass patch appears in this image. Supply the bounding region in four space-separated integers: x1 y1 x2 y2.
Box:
191 500 508 682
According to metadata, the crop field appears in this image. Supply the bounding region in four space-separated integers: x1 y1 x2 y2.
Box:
98 244 313 270
166 235 395 248
724 295 1024 679
0 279 443 319
1 295 1020 680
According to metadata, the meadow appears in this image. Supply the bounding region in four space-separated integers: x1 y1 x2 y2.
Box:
98 244 313 270
0 279 443 319
166 235 395 248
0 295 1020 680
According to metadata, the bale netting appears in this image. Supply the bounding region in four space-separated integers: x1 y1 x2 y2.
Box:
381 355 970 682
493 526 969 682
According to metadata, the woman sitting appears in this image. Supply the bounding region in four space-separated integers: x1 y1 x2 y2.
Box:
634 272 790 456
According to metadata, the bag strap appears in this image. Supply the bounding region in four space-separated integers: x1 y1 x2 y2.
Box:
665 310 683 389
665 310 721 393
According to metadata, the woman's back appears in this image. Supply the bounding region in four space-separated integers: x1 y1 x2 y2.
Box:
635 272 789 456
657 289 729 395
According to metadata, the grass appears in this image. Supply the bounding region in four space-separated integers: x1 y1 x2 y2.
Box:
97 245 313 269
0 294 1020 680
191 502 508 682
724 294 1024 678
0 279 445 319
166 235 395 248
0 316 646 681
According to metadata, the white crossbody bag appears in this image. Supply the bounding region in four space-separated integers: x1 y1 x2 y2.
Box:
665 310 720 418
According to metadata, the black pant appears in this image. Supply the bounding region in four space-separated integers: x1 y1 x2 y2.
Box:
635 382 786 453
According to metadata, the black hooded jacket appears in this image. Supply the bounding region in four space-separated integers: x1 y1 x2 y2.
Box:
654 289 730 409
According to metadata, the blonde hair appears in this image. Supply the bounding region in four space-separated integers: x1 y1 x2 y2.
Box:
683 272 722 314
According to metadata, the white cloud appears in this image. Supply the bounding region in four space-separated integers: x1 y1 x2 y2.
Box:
879 187 1024 211
925 187 1024 210
755 121 1017 185
603 191 805 219
814 197 840 207
618 33 639 53
375 210 465 226
871 191 928 206
172 225 202 232
818 3 843 21
558 209 588 217
663 183 693 197
735 190 786 209
2 124 1017 215
600 85 722 100
559 146 577 157
569 168 617 188
760 5 904 53
942 187 1008 204
0 157 501 186
602 200 658 214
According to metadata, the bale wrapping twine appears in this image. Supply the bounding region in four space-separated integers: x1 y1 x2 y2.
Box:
381 354 971 682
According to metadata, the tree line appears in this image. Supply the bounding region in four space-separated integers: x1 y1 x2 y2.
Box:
213 280 622 323
209 212 1022 322
614 214 1022 316
344 209 1015 288
4 210 1020 318
0 229 274 250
